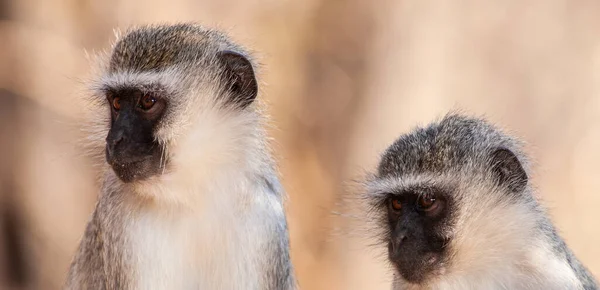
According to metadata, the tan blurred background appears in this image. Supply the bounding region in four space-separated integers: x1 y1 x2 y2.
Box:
1 0 600 289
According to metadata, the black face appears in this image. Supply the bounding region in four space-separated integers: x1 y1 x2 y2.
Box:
105 88 166 183
385 186 452 283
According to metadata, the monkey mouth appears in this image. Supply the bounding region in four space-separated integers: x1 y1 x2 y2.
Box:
423 252 439 265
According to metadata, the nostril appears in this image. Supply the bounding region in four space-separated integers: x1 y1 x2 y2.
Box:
107 131 124 148
396 230 408 246
400 233 407 242
111 135 123 146
389 232 408 255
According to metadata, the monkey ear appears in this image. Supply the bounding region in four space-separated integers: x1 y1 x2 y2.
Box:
490 148 528 193
217 50 258 109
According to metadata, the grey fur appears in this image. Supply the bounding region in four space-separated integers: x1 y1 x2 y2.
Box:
65 23 296 290
366 113 597 289
109 23 253 74
65 176 133 289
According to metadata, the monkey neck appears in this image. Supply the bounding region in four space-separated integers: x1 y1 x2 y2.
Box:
96 161 284 289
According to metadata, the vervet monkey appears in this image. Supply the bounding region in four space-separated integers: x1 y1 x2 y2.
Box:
364 114 597 290
65 23 296 290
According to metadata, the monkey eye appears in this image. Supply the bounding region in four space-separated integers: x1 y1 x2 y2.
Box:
139 95 156 110
416 193 438 212
389 197 402 211
112 97 121 111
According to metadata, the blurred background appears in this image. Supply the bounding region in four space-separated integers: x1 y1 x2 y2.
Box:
1 0 600 289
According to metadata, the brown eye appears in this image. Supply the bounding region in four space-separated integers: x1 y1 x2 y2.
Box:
390 198 402 211
417 193 437 211
112 97 121 111
140 95 156 110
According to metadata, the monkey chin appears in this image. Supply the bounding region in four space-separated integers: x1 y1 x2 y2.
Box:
394 252 444 285
109 157 163 183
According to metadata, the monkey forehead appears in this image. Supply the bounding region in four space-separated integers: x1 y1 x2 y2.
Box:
377 114 523 178
108 23 244 73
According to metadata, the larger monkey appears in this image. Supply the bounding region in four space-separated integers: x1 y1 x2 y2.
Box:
65 24 296 290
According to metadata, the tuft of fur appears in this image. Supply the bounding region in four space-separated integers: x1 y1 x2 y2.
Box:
361 113 597 290
65 23 296 290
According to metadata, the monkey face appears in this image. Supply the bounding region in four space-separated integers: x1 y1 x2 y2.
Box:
385 187 453 283
104 88 167 183
93 26 261 187
366 114 541 287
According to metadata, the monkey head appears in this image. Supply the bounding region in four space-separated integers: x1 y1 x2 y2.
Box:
366 114 532 287
90 24 259 183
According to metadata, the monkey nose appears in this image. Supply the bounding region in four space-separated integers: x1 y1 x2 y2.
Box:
106 132 125 159
399 231 408 242
111 134 123 146
107 131 124 148
393 230 408 249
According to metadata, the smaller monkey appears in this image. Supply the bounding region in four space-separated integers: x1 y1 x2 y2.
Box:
363 114 597 290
